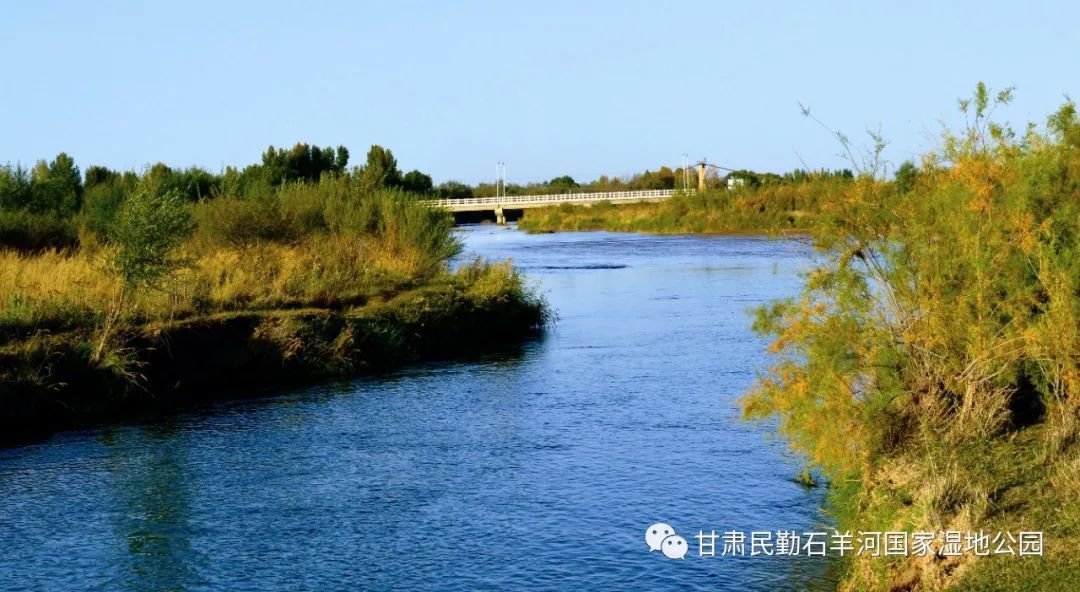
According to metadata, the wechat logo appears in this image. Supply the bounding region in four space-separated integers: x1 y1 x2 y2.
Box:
645 522 688 560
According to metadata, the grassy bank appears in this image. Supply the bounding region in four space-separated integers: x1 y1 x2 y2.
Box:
0 148 549 443
0 261 546 442
822 422 1080 590
741 87 1080 590
516 176 852 235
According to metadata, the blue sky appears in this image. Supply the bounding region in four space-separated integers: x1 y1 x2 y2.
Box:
2 1 1077 184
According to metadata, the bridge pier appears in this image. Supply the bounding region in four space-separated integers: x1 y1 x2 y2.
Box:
495 206 506 225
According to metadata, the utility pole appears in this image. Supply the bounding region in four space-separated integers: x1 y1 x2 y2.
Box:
495 161 506 198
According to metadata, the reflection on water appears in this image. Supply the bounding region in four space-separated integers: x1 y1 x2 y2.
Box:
0 225 835 591
102 426 204 590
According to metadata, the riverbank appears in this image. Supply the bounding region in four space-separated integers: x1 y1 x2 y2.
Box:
515 182 841 235
523 90 1080 590
1 153 550 445
830 422 1080 590
0 225 834 591
740 90 1080 591
0 260 548 443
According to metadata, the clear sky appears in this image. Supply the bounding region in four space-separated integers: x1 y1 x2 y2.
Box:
2 1 1078 185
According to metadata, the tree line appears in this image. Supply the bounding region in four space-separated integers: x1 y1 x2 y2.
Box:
468 165 860 198
0 139 896 251
0 143 448 251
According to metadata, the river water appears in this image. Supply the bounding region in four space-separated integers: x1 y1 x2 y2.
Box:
0 225 835 591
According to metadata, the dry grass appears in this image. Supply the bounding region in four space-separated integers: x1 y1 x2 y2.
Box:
0 232 443 340
1051 453 1080 496
916 464 990 533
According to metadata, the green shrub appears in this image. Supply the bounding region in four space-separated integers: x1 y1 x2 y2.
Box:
0 210 78 250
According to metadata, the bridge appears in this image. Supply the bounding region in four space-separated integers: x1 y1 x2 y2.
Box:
428 189 683 224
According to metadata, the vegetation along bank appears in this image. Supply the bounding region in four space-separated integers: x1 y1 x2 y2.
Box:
0 144 549 443
739 87 1080 590
522 86 1080 591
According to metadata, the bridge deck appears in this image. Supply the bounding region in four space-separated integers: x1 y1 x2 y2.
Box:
428 189 682 212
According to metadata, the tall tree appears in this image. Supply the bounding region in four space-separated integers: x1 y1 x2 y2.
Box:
0 165 33 211
261 143 348 185
401 169 433 194
27 153 83 215
437 181 473 199
357 145 402 190
894 160 919 194
84 165 119 190
548 175 579 189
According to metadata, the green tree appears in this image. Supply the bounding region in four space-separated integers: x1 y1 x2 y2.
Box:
548 175 579 189
357 145 402 190
47 153 83 213
894 160 918 194
261 143 348 186
631 167 676 190
335 146 350 171
81 181 127 240
0 164 33 211
84 165 120 191
93 181 192 361
401 169 433 194
27 153 83 215
437 181 473 199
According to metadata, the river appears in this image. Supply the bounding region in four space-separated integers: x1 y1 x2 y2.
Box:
0 225 835 591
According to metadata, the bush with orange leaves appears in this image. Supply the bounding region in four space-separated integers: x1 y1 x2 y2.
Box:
743 85 1080 589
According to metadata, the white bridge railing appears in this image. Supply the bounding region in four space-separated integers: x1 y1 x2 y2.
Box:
428 188 682 208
